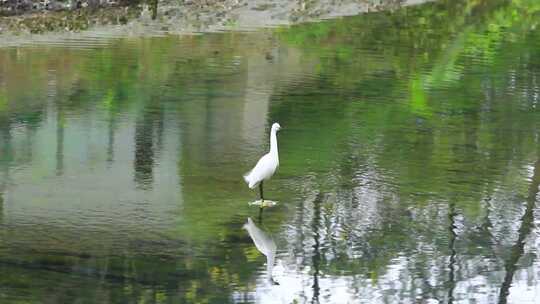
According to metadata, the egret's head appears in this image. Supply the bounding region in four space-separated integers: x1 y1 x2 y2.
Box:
271 123 282 132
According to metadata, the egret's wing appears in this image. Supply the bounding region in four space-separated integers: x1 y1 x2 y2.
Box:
244 154 273 188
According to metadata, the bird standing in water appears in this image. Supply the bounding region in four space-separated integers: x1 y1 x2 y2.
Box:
244 122 281 204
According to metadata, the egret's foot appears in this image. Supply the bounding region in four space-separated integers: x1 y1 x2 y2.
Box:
248 200 277 208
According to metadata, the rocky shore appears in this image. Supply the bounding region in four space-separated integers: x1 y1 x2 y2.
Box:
0 0 428 46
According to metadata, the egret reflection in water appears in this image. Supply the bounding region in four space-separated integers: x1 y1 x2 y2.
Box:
243 217 279 285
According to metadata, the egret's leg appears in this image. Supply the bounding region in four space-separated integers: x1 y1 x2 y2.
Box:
258 207 263 224
259 181 264 202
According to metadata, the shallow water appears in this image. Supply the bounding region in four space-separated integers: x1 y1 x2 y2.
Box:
1 0 540 303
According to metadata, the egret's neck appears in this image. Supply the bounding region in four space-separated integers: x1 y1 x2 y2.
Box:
269 129 278 157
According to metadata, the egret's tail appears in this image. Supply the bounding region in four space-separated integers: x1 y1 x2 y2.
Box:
243 171 257 189
242 217 254 230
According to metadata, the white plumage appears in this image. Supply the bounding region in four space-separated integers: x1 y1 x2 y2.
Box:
243 122 281 201
244 153 278 189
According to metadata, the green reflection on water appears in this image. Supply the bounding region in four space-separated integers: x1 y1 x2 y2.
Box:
1 0 540 303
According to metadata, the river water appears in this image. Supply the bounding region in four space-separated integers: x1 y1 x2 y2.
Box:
1 0 540 303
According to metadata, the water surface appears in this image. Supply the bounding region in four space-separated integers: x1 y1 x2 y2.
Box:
1 0 540 303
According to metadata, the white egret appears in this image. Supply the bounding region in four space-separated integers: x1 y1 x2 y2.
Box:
243 122 281 203
243 217 278 284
